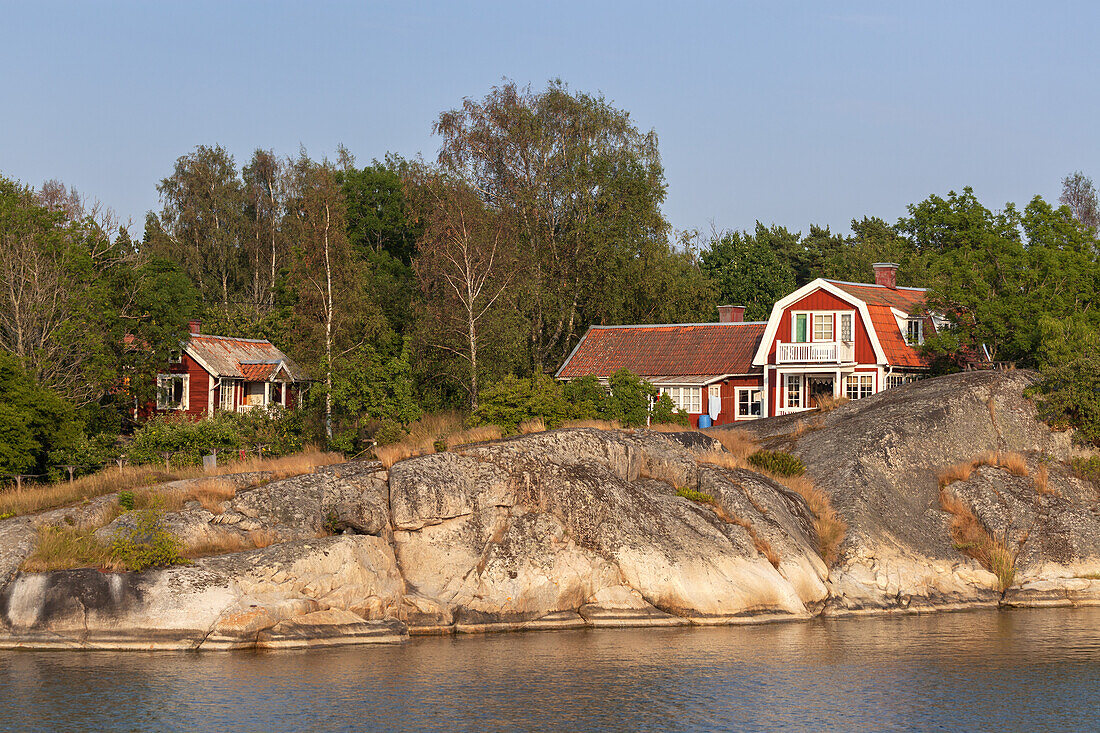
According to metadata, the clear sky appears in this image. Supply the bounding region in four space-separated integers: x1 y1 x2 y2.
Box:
2 1 1097 238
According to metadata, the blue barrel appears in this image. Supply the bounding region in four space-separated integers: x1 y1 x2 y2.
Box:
698 415 713 429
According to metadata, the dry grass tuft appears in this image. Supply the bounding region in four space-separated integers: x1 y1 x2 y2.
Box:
701 428 758 459
790 419 808 438
937 461 975 487
21 525 125 572
1034 464 1055 496
183 528 278 559
560 419 622 431
696 450 746 471
446 425 504 449
406 411 465 442
518 418 546 435
0 449 341 519
938 485 1018 592
938 452 1029 490
646 422 694 433
728 514 782 569
815 394 849 412
770 474 846 567
375 439 436 469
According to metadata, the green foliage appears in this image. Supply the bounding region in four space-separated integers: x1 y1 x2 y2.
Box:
562 376 609 418
651 393 690 426
373 420 407 447
605 369 657 427
118 491 135 511
128 409 306 466
49 432 122 478
473 374 573 433
748 450 806 477
701 225 798 320
108 508 188 571
1029 315 1100 445
676 486 717 505
0 355 82 476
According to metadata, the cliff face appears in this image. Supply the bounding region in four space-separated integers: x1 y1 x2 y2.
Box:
2 371 1100 650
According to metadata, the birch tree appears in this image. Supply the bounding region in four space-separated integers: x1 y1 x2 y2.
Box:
411 174 516 409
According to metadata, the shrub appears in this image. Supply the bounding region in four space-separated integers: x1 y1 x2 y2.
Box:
373 419 407 446
605 369 657 427
473 374 572 433
650 394 689 426
748 450 805 477
108 508 188 571
117 491 135 510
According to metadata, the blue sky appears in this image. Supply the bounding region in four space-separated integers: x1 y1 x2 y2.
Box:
2 1 1097 238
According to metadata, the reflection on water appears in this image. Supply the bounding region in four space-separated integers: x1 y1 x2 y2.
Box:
3 608 1100 731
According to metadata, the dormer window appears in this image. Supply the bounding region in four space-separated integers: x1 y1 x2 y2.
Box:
906 319 924 345
168 349 182 365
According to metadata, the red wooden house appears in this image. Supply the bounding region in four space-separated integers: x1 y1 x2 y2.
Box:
556 264 938 426
149 320 308 420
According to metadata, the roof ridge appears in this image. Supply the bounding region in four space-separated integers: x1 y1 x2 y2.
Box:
588 321 768 330
191 334 274 344
825 278 927 292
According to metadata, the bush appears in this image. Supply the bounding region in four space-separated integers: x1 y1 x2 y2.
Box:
473 374 572 433
748 450 806 477
605 369 657 427
118 491 135 510
128 409 306 467
108 507 188 571
651 393 689 426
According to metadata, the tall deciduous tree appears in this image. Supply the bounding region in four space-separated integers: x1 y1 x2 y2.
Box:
242 149 286 311
1060 171 1100 233
410 173 517 409
700 225 797 321
434 80 676 372
154 144 246 312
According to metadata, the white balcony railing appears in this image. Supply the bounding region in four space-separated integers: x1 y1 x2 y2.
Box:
776 341 854 364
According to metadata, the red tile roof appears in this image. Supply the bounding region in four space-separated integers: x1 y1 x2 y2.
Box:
239 363 278 381
557 323 766 379
827 280 927 312
866 305 930 368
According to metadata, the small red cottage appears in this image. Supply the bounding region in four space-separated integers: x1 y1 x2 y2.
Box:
150 320 308 419
556 263 937 426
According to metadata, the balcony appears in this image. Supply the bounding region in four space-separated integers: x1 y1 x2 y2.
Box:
776 341 854 364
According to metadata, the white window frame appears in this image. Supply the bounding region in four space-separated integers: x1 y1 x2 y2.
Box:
785 374 802 408
839 312 854 343
906 319 924 345
219 379 235 411
168 349 183 366
658 385 702 413
845 373 874 400
736 387 763 419
813 313 834 342
791 312 810 343
156 373 189 411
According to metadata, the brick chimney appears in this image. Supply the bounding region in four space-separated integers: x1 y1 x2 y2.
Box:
872 263 899 289
188 319 202 335
717 305 746 323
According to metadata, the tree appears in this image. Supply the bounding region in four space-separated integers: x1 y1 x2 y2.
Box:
1060 171 1100 232
434 80 675 372
820 217 923 285
700 225 797 321
410 172 517 409
242 149 286 311
0 354 81 476
154 144 246 312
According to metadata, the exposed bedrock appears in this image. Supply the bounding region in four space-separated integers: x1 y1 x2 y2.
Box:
5 370 1100 649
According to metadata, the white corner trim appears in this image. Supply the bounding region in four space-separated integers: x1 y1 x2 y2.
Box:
183 342 220 379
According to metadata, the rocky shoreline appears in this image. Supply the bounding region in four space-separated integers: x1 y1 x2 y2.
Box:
2 370 1099 651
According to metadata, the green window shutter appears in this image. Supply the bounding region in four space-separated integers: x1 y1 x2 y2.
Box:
795 314 808 343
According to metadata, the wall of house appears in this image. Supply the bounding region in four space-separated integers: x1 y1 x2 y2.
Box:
763 289 877 364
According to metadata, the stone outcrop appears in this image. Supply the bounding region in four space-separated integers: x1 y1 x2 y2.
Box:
4 370 1100 649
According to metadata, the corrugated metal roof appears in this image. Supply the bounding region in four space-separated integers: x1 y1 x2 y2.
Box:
187 335 308 381
557 323 766 379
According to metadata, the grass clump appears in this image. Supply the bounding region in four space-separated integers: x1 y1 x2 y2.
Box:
701 428 757 459
748 450 805 477
22 525 123 572
183 529 276 559
938 464 1023 592
518 418 546 434
815 394 849 412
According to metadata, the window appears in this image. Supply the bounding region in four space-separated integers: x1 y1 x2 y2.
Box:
785 375 802 408
245 382 266 407
886 373 922 389
906 319 924 345
840 313 853 342
813 313 833 342
168 350 182 365
708 384 721 413
219 379 235 411
737 388 763 418
156 374 188 410
658 386 702 413
794 313 809 343
845 374 874 400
